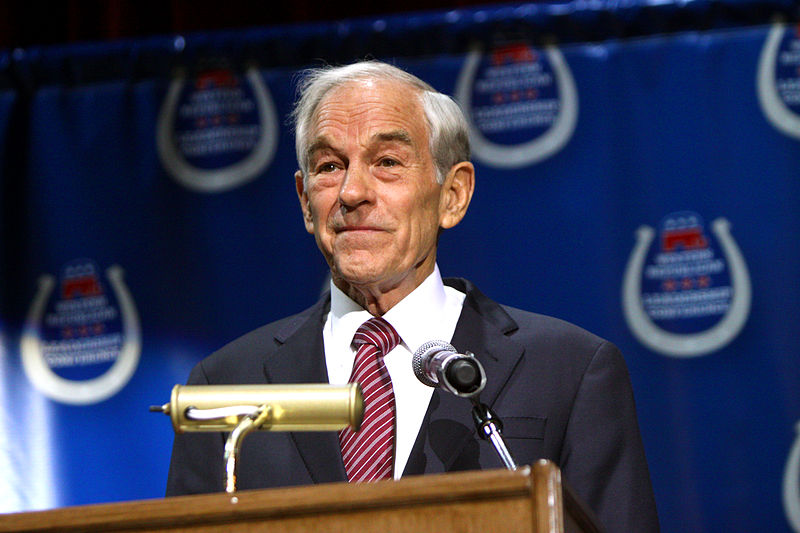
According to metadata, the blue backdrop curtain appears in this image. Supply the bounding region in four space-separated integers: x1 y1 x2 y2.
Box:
2 2 800 531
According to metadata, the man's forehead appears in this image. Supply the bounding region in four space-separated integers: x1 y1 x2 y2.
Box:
306 129 418 159
315 79 424 124
305 79 428 155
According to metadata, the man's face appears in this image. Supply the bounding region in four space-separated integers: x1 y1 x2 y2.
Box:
296 79 446 298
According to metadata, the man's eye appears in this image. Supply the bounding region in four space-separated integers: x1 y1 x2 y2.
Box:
317 162 338 173
378 158 398 168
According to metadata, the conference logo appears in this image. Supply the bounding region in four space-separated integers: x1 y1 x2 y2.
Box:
157 65 279 193
622 212 751 357
757 22 800 140
21 260 141 404
454 42 578 169
785 421 800 532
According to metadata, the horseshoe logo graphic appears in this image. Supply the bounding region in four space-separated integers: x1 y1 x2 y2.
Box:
157 66 278 193
21 265 141 405
785 421 800 532
455 44 578 168
622 218 751 357
757 22 800 140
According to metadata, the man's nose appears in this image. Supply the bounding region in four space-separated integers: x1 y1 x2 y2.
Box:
338 163 374 209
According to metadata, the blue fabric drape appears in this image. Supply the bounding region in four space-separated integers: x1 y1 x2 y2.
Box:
2 2 799 531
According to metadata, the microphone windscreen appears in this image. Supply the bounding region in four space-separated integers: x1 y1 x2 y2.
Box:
412 340 456 387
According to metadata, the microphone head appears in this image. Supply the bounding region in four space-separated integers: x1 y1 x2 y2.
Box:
445 359 482 393
412 340 456 387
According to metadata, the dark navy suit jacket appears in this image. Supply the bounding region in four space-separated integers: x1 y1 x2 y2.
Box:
167 278 659 532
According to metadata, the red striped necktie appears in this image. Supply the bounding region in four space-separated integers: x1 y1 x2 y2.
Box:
339 317 401 482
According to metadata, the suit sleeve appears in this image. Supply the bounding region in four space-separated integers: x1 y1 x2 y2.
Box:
559 341 660 533
165 361 227 496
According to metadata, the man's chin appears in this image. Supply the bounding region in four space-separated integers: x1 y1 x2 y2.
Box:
330 259 402 292
331 268 384 289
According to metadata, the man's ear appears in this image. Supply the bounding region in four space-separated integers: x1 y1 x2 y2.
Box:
295 170 315 234
439 161 475 229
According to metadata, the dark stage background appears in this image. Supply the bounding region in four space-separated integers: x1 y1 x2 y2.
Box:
1 1 800 532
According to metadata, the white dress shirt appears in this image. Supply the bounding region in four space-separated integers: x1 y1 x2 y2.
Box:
323 265 466 479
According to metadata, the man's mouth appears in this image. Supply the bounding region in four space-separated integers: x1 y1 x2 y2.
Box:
336 225 383 233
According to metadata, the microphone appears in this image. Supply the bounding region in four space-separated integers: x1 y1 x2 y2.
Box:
412 340 486 398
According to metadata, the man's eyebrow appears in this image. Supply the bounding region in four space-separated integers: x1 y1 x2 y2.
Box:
374 130 414 146
305 130 417 162
306 137 332 158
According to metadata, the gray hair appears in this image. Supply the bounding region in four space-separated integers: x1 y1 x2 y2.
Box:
291 61 470 185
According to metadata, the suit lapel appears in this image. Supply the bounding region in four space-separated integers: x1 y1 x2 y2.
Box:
261 295 348 484
264 279 523 481
449 280 524 409
404 278 525 475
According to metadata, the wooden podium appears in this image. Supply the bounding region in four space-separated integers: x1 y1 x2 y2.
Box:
0 461 602 533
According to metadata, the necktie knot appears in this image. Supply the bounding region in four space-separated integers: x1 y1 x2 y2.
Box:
353 317 401 355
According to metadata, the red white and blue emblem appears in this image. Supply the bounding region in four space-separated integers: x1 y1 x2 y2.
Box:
157 65 278 192
21 260 141 404
455 41 578 168
622 212 751 357
758 22 800 140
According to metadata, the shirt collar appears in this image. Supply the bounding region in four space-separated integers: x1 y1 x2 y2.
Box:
329 264 449 353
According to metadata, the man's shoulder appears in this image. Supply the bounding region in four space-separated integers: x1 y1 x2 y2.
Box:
498 302 623 372
502 304 608 349
449 277 610 350
189 296 328 384
449 277 619 371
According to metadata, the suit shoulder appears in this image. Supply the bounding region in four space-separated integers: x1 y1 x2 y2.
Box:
453 277 619 365
500 304 620 364
501 304 604 342
189 301 324 384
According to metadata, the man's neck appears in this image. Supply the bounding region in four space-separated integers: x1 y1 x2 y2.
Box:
333 263 436 316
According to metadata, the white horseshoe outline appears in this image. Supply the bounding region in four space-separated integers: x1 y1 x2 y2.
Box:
156 66 278 193
757 23 800 140
21 265 141 405
455 45 579 168
784 421 800 532
622 218 751 357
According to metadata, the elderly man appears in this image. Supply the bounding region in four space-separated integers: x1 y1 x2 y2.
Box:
167 61 659 532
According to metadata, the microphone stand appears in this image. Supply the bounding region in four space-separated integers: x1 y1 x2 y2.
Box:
411 342 518 471
470 398 518 471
